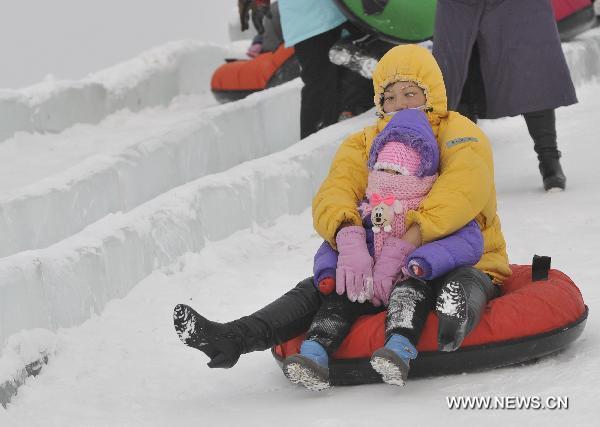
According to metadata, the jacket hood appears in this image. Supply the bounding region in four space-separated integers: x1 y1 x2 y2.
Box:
372 44 448 133
368 109 439 177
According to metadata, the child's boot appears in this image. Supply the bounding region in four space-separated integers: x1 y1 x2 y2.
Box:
370 334 417 386
283 340 330 391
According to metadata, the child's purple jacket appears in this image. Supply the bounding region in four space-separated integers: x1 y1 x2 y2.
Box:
313 219 483 285
406 219 483 280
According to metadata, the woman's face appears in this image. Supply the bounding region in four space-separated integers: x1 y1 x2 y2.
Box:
382 81 426 113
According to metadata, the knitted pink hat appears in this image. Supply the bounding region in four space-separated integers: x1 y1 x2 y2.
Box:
373 140 422 176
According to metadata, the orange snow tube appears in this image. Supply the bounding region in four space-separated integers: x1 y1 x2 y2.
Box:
273 264 587 384
211 45 300 103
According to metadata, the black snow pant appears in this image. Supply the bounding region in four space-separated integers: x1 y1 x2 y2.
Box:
435 267 499 351
304 267 498 355
294 25 372 139
305 278 434 355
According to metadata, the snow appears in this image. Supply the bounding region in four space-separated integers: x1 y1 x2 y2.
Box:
387 286 426 329
435 281 463 318
0 330 57 383
0 9 599 426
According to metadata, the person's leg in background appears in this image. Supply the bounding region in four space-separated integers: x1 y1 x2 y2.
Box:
336 22 376 121
475 0 575 191
523 109 566 191
294 26 343 139
432 0 483 112
338 69 373 121
457 42 486 123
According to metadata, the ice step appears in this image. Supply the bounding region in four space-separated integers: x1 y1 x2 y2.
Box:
0 80 301 257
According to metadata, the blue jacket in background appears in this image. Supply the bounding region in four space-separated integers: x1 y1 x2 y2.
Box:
278 0 347 47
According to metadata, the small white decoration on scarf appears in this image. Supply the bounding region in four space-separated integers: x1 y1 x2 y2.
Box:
371 202 393 233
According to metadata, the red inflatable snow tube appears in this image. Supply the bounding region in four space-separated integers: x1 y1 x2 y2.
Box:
211 45 300 103
273 264 587 384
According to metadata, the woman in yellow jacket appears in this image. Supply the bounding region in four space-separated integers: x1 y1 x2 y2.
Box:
173 44 511 373
314 44 509 284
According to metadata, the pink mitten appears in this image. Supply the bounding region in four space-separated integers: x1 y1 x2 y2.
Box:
372 237 416 306
335 226 374 303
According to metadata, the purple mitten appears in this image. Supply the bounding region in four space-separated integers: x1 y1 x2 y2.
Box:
335 226 374 303
372 237 416 306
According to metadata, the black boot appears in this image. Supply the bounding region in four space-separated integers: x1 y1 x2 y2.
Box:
174 304 280 368
173 278 322 368
538 153 566 192
435 267 497 352
523 109 566 191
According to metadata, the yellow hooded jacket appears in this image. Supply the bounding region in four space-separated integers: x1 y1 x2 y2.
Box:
312 44 511 282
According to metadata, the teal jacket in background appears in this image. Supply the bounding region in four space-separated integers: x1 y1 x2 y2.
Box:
278 0 347 46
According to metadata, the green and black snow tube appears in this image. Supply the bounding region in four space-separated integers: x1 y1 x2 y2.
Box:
333 0 437 43
333 0 597 45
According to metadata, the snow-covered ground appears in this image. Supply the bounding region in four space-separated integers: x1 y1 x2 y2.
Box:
1 18 600 427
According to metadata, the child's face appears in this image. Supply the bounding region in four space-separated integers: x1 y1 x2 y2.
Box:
382 81 426 113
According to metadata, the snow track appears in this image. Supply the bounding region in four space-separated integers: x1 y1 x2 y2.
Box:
1 27 600 424
0 81 301 257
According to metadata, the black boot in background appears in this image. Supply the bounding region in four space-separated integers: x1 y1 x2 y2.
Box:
538 153 566 192
174 278 322 368
524 109 566 191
